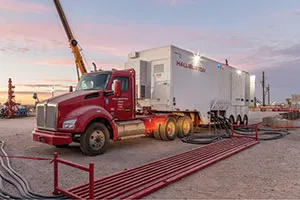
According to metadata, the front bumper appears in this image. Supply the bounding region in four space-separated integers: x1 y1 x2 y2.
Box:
32 129 72 145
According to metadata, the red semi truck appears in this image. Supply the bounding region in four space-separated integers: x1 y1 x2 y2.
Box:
32 68 194 156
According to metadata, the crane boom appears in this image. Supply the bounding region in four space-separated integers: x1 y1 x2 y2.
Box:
53 0 87 80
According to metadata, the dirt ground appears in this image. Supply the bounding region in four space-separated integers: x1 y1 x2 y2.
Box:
0 111 299 199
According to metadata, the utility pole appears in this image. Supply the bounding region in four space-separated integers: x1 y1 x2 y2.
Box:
267 84 270 105
262 71 265 106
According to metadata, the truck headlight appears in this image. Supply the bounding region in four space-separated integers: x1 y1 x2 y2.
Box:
62 119 77 129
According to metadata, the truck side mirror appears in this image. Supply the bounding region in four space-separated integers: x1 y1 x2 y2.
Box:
114 80 121 97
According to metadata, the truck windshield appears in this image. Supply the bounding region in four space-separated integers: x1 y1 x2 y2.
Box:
76 73 111 91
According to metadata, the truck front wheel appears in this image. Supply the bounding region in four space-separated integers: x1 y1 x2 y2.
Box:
80 122 110 156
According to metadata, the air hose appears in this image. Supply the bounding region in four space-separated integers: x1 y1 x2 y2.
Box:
181 116 290 145
0 141 66 199
233 126 289 141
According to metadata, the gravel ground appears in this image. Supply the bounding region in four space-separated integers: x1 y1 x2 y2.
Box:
0 111 299 199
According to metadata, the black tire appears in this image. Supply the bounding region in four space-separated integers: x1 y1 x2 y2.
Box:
159 117 177 141
229 115 235 124
80 122 110 156
154 123 162 140
243 115 248 125
55 144 69 148
177 116 193 138
236 115 242 125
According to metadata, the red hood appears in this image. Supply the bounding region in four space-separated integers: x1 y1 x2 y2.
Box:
45 90 100 105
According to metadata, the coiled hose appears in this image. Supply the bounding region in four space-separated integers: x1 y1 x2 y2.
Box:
0 140 67 199
181 116 290 144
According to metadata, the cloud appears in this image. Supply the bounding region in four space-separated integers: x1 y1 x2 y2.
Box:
276 43 300 57
0 45 30 54
230 42 300 72
0 91 68 105
250 60 300 102
43 78 77 83
0 19 260 57
0 0 51 13
34 59 74 67
34 58 124 70
15 84 70 89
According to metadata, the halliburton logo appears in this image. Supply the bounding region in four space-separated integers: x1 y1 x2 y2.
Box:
176 61 206 72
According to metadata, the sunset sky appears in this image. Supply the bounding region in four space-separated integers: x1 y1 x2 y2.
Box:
1 0 300 105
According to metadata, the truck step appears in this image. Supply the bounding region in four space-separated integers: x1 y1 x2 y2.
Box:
55 137 258 199
117 134 146 140
115 119 143 126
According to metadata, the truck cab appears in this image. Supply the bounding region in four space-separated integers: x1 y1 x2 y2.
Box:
33 69 137 155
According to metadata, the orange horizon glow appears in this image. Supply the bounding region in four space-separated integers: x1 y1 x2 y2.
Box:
0 91 67 105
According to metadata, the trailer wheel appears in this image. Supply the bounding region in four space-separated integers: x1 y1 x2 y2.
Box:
236 115 242 125
177 116 193 138
159 117 177 141
243 115 248 125
80 122 110 156
229 115 235 124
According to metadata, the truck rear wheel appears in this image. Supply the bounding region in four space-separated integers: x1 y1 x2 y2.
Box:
154 123 162 140
236 115 242 125
229 115 235 124
177 116 193 138
80 122 110 156
159 117 177 141
243 115 248 125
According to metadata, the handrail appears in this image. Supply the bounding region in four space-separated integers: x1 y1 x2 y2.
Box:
231 124 258 141
52 152 94 199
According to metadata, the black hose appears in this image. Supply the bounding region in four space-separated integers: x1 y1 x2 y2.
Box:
181 135 224 144
233 125 290 140
181 116 290 145
0 170 23 199
181 116 232 145
0 143 34 198
0 141 66 199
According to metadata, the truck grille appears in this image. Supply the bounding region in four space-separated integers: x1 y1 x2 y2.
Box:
36 103 57 131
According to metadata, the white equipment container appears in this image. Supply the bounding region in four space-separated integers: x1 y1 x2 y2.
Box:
125 45 255 124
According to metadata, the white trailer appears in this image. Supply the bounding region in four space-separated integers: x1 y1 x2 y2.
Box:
125 45 255 125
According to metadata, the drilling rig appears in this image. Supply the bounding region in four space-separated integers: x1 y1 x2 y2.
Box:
0 78 28 118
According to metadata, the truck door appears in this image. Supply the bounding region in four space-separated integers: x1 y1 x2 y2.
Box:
106 75 134 121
